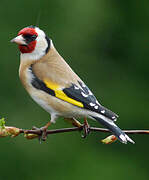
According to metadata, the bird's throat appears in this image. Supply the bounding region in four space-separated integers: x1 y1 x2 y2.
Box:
19 41 36 53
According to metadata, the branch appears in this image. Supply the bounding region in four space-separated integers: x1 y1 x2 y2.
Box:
0 118 149 144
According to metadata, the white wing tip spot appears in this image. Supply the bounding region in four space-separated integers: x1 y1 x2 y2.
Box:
119 134 135 144
90 102 95 106
111 116 117 121
81 92 88 97
101 110 105 114
94 105 98 109
119 134 127 143
74 86 79 90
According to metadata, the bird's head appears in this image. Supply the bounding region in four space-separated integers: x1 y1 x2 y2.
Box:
11 26 51 60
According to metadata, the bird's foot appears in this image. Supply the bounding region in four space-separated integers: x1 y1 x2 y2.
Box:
81 117 90 138
32 122 51 142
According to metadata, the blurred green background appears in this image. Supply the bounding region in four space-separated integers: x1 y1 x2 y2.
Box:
0 0 149 179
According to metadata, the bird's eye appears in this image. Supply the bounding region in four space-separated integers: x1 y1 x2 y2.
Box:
23 34 37 43
31 35 37 39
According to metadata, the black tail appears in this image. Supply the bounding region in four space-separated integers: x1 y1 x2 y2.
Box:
92 116 134 144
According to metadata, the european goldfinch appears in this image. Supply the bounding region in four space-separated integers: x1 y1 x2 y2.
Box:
11 26 134 144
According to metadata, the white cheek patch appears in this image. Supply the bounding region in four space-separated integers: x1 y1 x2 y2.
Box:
20 27 50 61
35 27 45 36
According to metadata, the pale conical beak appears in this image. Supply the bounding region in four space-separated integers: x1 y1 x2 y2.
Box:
10 35 27 45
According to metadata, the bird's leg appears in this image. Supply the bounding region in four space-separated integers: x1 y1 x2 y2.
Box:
64 117 90 138
40 121 51 141
64 117 82 128
82 117 90 138
32 121 51 142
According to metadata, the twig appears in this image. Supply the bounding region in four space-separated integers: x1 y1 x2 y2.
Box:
0 118 149 144
20 126 149 135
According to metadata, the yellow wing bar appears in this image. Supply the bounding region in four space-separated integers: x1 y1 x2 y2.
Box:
44 79 84 108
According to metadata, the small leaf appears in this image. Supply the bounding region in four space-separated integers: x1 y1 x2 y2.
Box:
101 135 117 144
24 133 38 139
0 118 5 129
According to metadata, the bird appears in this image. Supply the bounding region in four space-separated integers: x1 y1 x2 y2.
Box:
11 25 134 144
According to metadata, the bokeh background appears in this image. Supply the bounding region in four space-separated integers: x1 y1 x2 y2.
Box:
0 0 149 179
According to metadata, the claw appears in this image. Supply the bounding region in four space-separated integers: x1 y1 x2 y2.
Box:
31 122 51 143
81 117 90 138
31 126 42 143
40 127 48 141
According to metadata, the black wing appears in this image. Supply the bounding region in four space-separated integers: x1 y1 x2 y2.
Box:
63 81 118 121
